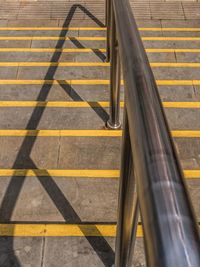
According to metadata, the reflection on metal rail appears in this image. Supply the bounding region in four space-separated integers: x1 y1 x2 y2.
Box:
105 0 200 266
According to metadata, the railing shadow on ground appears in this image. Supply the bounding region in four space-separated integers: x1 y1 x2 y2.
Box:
0 4 114 267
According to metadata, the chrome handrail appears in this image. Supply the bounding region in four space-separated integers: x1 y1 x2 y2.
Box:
105 0 200 266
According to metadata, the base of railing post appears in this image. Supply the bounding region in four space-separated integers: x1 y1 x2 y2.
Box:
106 120 121 130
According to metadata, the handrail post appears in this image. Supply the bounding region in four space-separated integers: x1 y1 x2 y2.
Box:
113 108 139 267
106 0 111 62
106 1 121 130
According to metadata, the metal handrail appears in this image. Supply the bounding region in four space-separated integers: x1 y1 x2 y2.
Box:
105 0 200 266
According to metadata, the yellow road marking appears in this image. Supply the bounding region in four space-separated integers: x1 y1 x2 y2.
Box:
0 101 199 108
184 170 200 179
0 79 200 86
142 37 200 41
0 36 106 41
0 48 106 53
0 62 109 67
172 131 200 138
0 130 122 137
151 63 200 68
0 80 110 85
0 48 199 53
0 224 132 237
1 62 200 68
0 27 106 31
146 49 200 53
0 169 120 178
0 223 199 237
0 169 198 179
1 27 200 32
0 36 200 41
0 130 199 138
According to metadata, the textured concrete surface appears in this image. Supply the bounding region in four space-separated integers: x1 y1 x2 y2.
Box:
0 1 199 266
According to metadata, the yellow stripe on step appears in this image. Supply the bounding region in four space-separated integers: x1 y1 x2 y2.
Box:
0 27 200 32
0 36 200 41
1 62 200 67
0 224 123 237
146 49 200 53
0 48 199 53
0 101 199 108
0 80 110 85
0 130 199 138
0 79 200 86
0 36 106 41
0 169 120 178
172 131 200 138
0 169 198 179
0 130 122 137
142 37 200 41
0 48 106 53
0 62 109 67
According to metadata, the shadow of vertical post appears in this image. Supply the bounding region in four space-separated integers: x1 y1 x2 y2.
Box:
0 3 114 267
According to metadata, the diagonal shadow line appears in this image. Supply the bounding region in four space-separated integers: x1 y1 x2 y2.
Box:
69 36 106 62
58 81 109 123
0 3 114 267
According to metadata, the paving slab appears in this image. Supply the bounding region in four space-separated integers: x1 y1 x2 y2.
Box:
17 66 109 80
0 237 43 267
0 176 118 222
0 84 110 101
0 136 60 169
153 67 200 80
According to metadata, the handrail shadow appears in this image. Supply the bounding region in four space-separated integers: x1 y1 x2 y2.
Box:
0 3 114 267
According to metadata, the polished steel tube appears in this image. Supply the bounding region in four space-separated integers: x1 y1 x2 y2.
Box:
110 0 200 266
114 107 139 267
106 2 121 129
106 0 111 62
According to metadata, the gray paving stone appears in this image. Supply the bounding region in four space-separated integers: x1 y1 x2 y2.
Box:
17 66 109 80
150 2 185 20
153 67 200 80
43 236 146 267
175 52 200 63
0 136 60 169
0 40 31 48
158 86 196 101
0 67 18 79
58 136 120 170
0 84 110 101
0 237 43 267
31 39 106 49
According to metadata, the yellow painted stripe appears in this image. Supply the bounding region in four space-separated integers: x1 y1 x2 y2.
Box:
0 62 109 67
0 169 198 179
0 80 110 85
1 62 200 68
150 63 200 68
146 49 200 53
0 101 199 108
0 169 120 178
0 130 122 137
184 170 200 179
1 80 200 86
0 36 200 41
1 27 200 32
0 224 141 237
0 27 106 31
0 130 199 138
0 48 106 53
140 28 200 32
0 36 106 41
172 131 200 138
163 102 200 108
0 48 199 53
142 37 200 41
